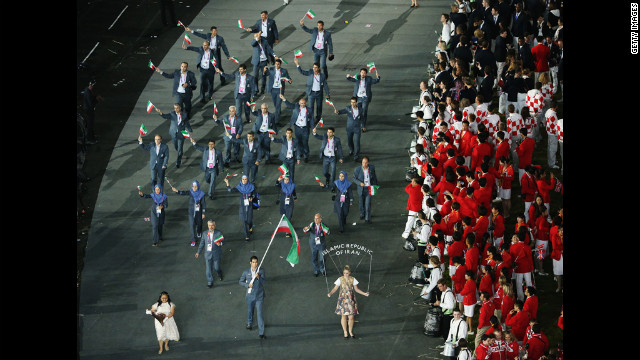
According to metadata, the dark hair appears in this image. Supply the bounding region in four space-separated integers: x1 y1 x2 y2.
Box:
208 138 216 145
210 26 218 31
239 64 247 70
483 265 495 283
526 286 536 296
156 291 172 308
317 20 324 26
465 270 475 279
250 255 259 262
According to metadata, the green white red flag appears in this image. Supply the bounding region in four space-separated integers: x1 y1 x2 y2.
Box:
368 185 380 195
305 9 316 19
278 164 289 175
246 100 256 107
314 174 322 183
281 75 291 82
213 102 219 114
273 215 300 266
184 34 191 44
230 56 240 64
280 58 289 65
366 62 376 72
267 128 276 135
180 130 191 138
146 101 154 113
317 118 324 127
294 49 303 58
325 98 335 108
238 19 244 28
211 58 217 67
148 60 156 70
177 20 185 27
212 234 224 244
139 124 148 135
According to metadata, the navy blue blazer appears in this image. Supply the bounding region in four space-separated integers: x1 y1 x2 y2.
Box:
192 142 224 174
272 136 298 161
297 67 330 97
337 104 364 131
265 67 291 94
176 189 207 218
251 111 277 134
191 32 230 61
283 100 313 131
239 267 266 300
301 25 333 54
229 137 263 164
215 114 243 137
185 45 216 71
161 70 197 97
221 71 257 99
347 74 380 100
249 18 279 45
251 38 276 66
198 229 224 261
305 221 329 248
140 141 169 169
353 164 379 196
312 133 344 160
160 111 193 139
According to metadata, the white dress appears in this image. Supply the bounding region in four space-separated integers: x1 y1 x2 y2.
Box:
151 302 180 341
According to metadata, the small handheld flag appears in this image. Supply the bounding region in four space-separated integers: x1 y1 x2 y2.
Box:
148 60 156 70
281 76 291 82
305 9 316 19
246 100 256 107
139 124 148 135
146 101 154 113
211 58 217 67
267 128 276 135
366 62 376 72
213 102 219 114
213 234 224 244
230 56 240 64
226 173 239 178
180 130 191 139
278 164 289 175
223 120 231 130
314 175 322 183
368 185 380 195
177 20 185 27
184 34 192 44
324 97 335 108
280 58 289 65
317 118 324 127
137 186 142 191
294 49 303 58
238 19 244 29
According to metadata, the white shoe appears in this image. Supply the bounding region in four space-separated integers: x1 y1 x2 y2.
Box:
283 0 288 4
437 345 445 349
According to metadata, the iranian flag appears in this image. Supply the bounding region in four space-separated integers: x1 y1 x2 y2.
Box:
177 20 185 27
230 56 240 64
267 128 276 135
325 98 334 108
213 102 219 114
146 101 154 113
314 174 322 183
303 222 329 235
317 118 324 127
366 62 376 72
211 58 217 67
180 130 191 138
368 185 380 195
278 164 289 175
281 76 291 82
305 9 316 19
238 19 244 29
280 58 289 65
139 124 148 135
274 215 300 266
184 33 192 44
226 173 239 178
212 234 224 244
223 119 231 130
148 60 156 70
294 49 303 58
246 100 256 107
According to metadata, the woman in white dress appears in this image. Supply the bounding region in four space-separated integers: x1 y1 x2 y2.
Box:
327 265 369 339
147 291 180 354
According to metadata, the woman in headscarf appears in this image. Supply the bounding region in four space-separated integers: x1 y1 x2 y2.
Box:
224 175 256 241
275 173 297 230
319 170 354 233
139 184 168 246
171 180 207 247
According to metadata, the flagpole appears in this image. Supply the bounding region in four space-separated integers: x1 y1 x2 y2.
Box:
248 214 285 292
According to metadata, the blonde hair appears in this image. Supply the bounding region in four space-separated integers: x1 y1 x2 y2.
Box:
538 72 550 85
502 283 514 297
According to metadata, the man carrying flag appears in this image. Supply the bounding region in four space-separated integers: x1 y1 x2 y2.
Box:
270 128 298 182
216 64 257 124
213 106 244 167
263 59 292 121
185 25 233 86
154 62 197 119
195 220 225 288
250 30 278 95
334 96 364 162
294 56 330 126
154 104 193 169
346 66 381 132
250 102 278 164
280 94 313 163
139 123 148 135
183 40 217 102
303 213 330 277
239 256 266 338
353 156 379 224
244 10 280 49
299 17 334 78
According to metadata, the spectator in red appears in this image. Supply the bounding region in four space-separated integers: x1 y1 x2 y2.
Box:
459 120 474 167
464 234 479 277
448 233 466 274
506 300 530 344
401 177 424 240
478 265 495 297
509 234 533 301
533 207 551 275
503 331 521 360
473 205 490 244
514 214 532 245
494 131 510 171
490 328 507 360
471 132 492 172
524 323 549 360
450 256 467 309
530 35 550 81
522 286 539 320
445 201 463 242
557 307 563 330
515 127 535 183
500 283 515 327
475 333 496 360
474 178 492 211
490 204 505 248
520 165 538 223
497 157 514 217
550 221 563 293
460 270 477 334
527 195 545 229
535 168 556 212
433 170 457 209
475 291 497 348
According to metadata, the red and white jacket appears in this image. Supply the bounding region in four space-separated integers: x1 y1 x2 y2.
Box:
476 102 489 124
484 113 501 144
541 83 554 103
526 89 544 116
556 118 563 142
545 108 558 135
462 105 475 123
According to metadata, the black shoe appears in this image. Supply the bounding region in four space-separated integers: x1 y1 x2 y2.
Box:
331 188 336 193
207 283 213 288
331 195 336 201
219 275 224 281
176 164 180 168
360 215 365 220
209 195 214 200
314 272 318 277
246 324 252 330
349 151 353 156
259 335 266 339
344 335 349 340
350 334 356 338
366 220 372 224
303 158 308 163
